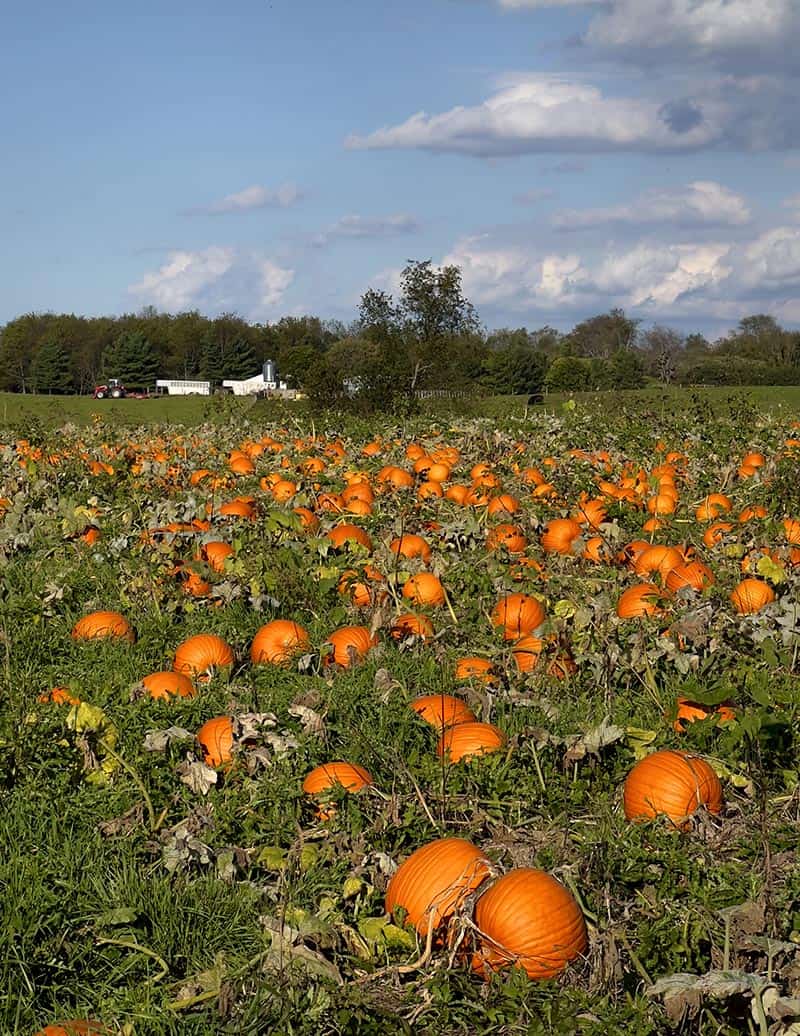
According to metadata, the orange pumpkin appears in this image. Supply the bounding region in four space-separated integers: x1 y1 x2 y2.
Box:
250 620 310 665
511 634 544 673
402 572 445 607
325 626 378 667
71 610 135 643
703 521 734 549
200 541 234 573
491 593 546 640
385 837 492 936
485 524 528 554
665 560 715 593
673 697 736 732
695 493 732 522
623 749 723 828
173 633 234 680
34 1023 109 1036
471 868 587 981
730 578 776 614
410 694 476 730
141 671 196 700
302 761 373 796
302 761 373 818
541 518 582 556
38 686 82 706
616 583 664 619
437 721 506 763
454 657 497 684
196 716 234 767
327 524 373 553
390 612 434 641
389 534 432 564
633 545 684 583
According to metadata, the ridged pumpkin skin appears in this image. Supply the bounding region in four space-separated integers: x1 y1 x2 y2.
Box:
250 620 310 665
491 593 546 640
730 578 776 614
389 534 432 563
410 694 476 731
471 868 588 981
390 612 434 641
173 634 234 679
623 749 723 828
666 561 715 593
385 837 492 936
633 546 684 583
196 715 234 767
302 761 373 796
325 626 378 667
540 518 582 555
71 610 135 643
141 671 196 700
437 722 506 763
616 583 663 619
402 573 445 607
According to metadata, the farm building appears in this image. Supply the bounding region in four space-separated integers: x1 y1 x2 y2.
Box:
154 379 211 396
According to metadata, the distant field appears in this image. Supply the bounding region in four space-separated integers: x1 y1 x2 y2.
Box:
0 384 798 431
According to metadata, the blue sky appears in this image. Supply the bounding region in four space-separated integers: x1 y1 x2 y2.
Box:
3 0 799 337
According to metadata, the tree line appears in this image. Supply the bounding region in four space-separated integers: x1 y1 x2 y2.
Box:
1 260 799 410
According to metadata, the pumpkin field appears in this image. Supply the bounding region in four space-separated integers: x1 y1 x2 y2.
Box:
3 391 800 1035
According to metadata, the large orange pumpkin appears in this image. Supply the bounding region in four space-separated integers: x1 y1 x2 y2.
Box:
541 518 582 556
196 716 234 767
72 610 135 643
616 583 664 619
485 524 528 554
491 593 546 640
410 693 476 730
390 612 434 641
623 749 723 828
730 578 776 614
389 533 432 564
471 868 587 980
665 560 715 593
173 633 234 680
385 837 492 936
302 761 373 797
250 620 310 665
327 524 373 553
402 572 445 607
200 541 234 573
437 721 506 763
325 626 378 667
141 671 196 700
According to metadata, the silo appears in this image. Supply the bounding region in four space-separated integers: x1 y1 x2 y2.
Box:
263 359 277 383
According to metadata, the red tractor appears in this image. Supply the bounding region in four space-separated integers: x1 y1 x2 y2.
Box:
93 378 127 399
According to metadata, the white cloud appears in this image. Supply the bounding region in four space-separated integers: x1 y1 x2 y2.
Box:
258 259 295 306
129 247 236 311
203 182 304 214
427 229 785 320
584 0 797 67
738 226 800 290
347 74 723 157
553 181 750 230
312 213 419 247
129 247 294 316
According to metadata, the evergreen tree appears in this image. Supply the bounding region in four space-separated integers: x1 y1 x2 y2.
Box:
102 331 159 389
32 339 72 394
224 336 257 379
200 335 225 385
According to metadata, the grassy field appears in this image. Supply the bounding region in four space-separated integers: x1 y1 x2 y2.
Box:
1 384 799 432
1 392 800 1034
